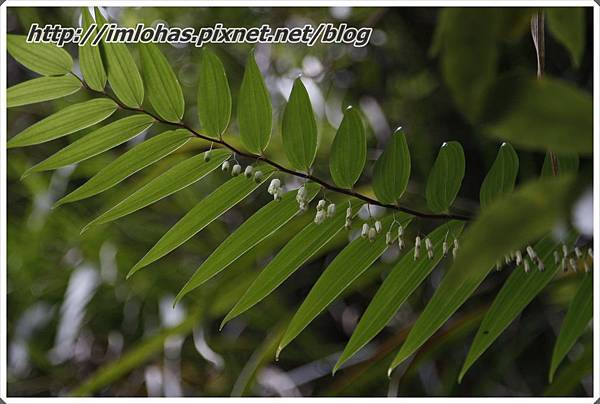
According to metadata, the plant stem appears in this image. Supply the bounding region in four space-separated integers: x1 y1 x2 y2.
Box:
70 72 471 221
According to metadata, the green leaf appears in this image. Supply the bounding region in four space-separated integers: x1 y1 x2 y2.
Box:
425 141 465 213
55 129 192 207
547 8 585 68
7 34 73 76
388 175 577 374
103 41 144 108
541 151 579 177
127 164 274 281
549 273 592 382
484 76 592 155
334 220 465 373
82 149 230 231
372 128 411 203
197 48 232 138
139 43 185 122
24 114 155 177
458 231 577 381
7 98 117 148
479 142 519 209
281 78 318 171
7 75 81 108
172 181 318 301
79 8 107 91
329 106 366 189
237 51 272 154
545 341 592 396
222 199 356 327
277 214 412 357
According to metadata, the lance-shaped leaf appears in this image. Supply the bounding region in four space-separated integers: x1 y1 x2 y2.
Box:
55 129 192 207
103 41 144 108
479 142 519 209
425 141 465 213
222 199 356 328
549 273 593 382
334 220 465 373
127 165 274 279
459 231 578 381
7 98 117 148
329 106 366 189
79 8 106 91
82 149 230 231
541 151 579 177
281 78 317 171
277 214 412 357
8 75 81 108
238 51 272 153
7 34 73 76
172 181 319 301
547 8 585 68
388 175 577 375
139 43 184 122
484 76 592 155
197 48 231 137
372 128 411 203
24 114 154 176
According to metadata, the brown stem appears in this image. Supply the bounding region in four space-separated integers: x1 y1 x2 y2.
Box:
70 72 471 221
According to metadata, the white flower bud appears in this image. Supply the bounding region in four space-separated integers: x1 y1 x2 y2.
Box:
398 237 404 250
374 220 382 234
317 199 326 211
453 238 459 249
562 244 569 257
361 223 369 238
204 150 211 162
385 231 393 245
221 160 230 172
326 203 336 218
268 179 280 194
314 210 326 224
536 258 545 272
398 225 404 237
345 219 352 230
452 246 458 260
368 227 377 242
569 258 577 272
526 246 536 261
553 250 560 265
574 247 582 258
231 164 242 176
515 250 522 265
254 170 263 183
346 207 352 219
244 165 253 178
274 188 283 201
296 186 307 203
414 243 421 260
523 258 530 273
504 255 511 265
442 241 448 256
425 238 433 259
415 235 421 249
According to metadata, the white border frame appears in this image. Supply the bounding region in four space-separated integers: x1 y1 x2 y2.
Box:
0 1 598 403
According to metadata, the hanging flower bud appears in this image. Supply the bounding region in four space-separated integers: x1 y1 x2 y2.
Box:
574 247 582 258
254 170 263 183
425 238 433 259
314 210 325 224
398 237 404 251
414 236 421 260
345 219 352 230
526 246 536 261
452 246 458 260
453 238 459 249
317 199 326 211
553 250 560 265
442 241 448 256
536 258 545 272
268 179 280 194
398 225 404 237
562 244 569 257
515 250 522 266
326 203 336 218
244 165 253 178
368 227 377 242
221 160 230 172
374 220 382 234
297 185 307 202
361 223 369 238
523 258 530 273
273 188 283 201
569 258 577 272
346 207 352 219
231 164 242 176
385 231 393 245
203 150 211 162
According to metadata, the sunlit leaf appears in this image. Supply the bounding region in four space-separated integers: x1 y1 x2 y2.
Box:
222 199 356 327
547 8 585 68
479 142 519 209
281 78 317 171
7 75 81 108
140 43 185 122
330 106 366 189
82 149 230 231
372 128 411 203
425 141 465 213
278 214 412 357
541 151 579 177
79 7 107 91
172 181 318 301
7 34 73 76
389 175 577 374
7 98 117 148
55 129 192 207
24 114 155 176
459 231 577 381
335 220 465 372
549 273 592 382
102 41 144 108
197 48 231 137
126 164 275 278
484 76 592 155
238 51 272 154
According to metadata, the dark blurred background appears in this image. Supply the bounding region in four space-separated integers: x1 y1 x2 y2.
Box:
6 6 594 397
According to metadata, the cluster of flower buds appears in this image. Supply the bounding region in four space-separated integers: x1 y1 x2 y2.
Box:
314 199 336 224
556 244 593 273
345 207 353 229
267 179 283 201
360 220 382 242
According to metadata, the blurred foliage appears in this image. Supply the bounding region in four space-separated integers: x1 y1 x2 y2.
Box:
6 6 594 397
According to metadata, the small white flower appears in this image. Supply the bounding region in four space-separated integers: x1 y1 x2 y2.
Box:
203 150 211 162
414 236 421 260
268 179 280 194
562 244 569 257
231 164 242 176
244 165 253 178
425 238 433 259
515 250 522 265
385 231 393 245
254 170 263 183
326 203 336 218
297 185 307 201
574 247 582 258
452 246 458 260
368 227 377 242
398 237 404 250
345 219 352 230
346 207 352 219
526 246 536 261
398 225 404 237
374 221 382 234
314 210 326 224
361 223 369 238
221 160 230 172
569 258 577 272
536 258 545 272
317 199 326 211
453 239 459 249
442 241 448 256
523 258 530 273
